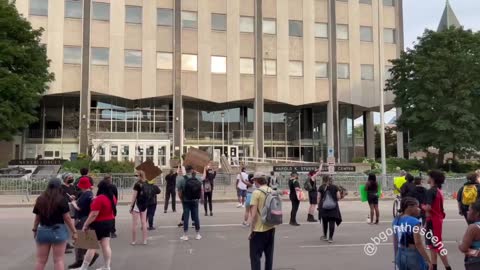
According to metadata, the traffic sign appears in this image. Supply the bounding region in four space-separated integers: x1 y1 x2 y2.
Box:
328 147 334 157
327 156 336 166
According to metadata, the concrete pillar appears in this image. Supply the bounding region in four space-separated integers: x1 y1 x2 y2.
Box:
79 0 92 154
173 0 183 157
254 0 264 158
365 111 375 159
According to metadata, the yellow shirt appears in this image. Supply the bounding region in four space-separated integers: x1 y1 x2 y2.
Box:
394 176 406 195
250 186 275 232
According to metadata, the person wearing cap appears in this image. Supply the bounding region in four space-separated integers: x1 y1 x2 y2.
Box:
68 177 99 269
32 178 78 270
249 172 276 270
288 171 301 226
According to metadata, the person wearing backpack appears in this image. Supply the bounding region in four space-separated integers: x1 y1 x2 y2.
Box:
249 172 282 270
177 165 204 241
457 173 480 225
130 170 149 245
288 171 301 226
202 166 216 217
146 179 162 230
318 175 342 243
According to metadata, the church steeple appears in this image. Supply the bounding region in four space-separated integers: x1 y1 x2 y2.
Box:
437 0 461 31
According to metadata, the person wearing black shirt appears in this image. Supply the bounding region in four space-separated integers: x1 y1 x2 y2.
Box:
318 175 343 243
164 170 178 213
68 177 98 269
203 167 216 216
288 171 301 226
400 174 416 198
456 173 480 225
412 176 427 226
365 173 380 225
61 173 76 254
73 168 95 191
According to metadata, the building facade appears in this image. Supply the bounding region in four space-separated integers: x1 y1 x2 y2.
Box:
11 0 403 167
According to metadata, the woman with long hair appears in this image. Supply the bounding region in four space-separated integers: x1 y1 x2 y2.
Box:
306 163 322 222
32 178 77 270
458 200 480 269
393 197 432 270
318 175 342 243
130 170 148 245
74 180 117 270
365 173 380 224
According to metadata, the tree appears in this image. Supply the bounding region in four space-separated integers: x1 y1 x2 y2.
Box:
386 27 480 166
375 126 397 158
0 0 53 140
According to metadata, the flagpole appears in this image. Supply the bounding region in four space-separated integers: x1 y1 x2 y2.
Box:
378 0 387 184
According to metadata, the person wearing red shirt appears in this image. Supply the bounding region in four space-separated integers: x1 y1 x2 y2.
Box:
424 170 451 270
73 180 117 270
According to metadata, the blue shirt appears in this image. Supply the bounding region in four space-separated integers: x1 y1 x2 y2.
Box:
392 216 421 247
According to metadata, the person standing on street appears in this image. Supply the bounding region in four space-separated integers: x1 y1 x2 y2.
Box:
236 168 249 208
68 177 98 269
306 163 322 222
61 173 76 254
102 175 118 238
424 170 452 270
202 166 216 216
74 180 117 270
130 170 149 245
33 178 78 270
412 176 427 226
74 168 94 189
249 172 277 270
458 200 480 269
365 173 380 225
288 171 301 226
177 165 204 241
457 173 480 225
146 179 161 230
392 197 432 270
164 170 178 213
318 175 343 243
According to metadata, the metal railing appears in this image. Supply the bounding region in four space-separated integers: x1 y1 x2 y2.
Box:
0 172 468 203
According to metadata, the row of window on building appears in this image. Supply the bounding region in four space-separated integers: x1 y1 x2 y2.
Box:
64 46 390 80
29 0 396 43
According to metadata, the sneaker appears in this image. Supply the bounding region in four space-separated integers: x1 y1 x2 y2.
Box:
147 227 156 231
205 213 208 216
241 221 250 227
236 204 243 208
328 239 333 244
143 240 148 245
164 210 167 213
177 222 183 228
180 235 189 241
131 242 136 246
195 234 202 240
242 204 245 208
210 212 213 216
65 249 73 254
320 236 328 241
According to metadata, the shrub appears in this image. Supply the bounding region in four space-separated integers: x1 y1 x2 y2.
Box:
62 158 135 174
386 158 426 173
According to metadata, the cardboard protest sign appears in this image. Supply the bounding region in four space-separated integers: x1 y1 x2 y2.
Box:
75 230 99 250
136 160 162 181
183 148 210 173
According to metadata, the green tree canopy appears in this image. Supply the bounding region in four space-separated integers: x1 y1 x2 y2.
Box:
0 0 53 140
386 27 480 165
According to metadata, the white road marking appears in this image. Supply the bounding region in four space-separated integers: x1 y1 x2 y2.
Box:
300 240 458 249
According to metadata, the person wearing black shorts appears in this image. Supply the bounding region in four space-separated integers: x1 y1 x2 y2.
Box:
365 173 380 224
75 180 117 270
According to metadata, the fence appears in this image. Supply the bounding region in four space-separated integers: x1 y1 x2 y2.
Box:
0 171 469 203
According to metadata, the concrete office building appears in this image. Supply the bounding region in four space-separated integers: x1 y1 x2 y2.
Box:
7 0 403 167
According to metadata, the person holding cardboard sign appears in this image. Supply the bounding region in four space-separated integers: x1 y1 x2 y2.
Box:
73 180 117 270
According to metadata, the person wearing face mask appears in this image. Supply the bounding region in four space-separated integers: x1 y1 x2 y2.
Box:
202 166 216 216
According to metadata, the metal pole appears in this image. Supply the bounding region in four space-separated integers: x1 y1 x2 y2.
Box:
378 0 387 184
61 99 64 159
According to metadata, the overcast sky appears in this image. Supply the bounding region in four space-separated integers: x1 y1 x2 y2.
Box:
361 0 479 126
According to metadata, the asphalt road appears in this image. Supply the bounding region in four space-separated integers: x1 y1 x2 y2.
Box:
0 200 468 270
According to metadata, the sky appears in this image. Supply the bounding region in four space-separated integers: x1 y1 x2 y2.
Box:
357 0 480 126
